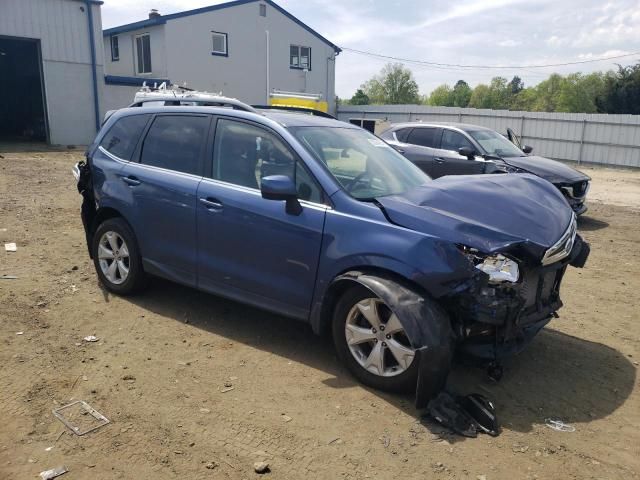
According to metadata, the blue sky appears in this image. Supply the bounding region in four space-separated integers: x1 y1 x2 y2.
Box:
102 0 640 98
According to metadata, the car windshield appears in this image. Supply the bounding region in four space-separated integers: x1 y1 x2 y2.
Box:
468 129 525 157
290 126 430 200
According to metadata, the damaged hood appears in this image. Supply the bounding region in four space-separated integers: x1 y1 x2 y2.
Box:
377 174 573 259
502 155 590 184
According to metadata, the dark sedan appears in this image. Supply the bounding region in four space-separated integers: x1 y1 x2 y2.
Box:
380 122 590 215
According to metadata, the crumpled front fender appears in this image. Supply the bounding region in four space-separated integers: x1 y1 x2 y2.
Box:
333 272 453 408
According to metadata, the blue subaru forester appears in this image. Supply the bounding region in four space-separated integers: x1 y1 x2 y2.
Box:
75 101 589 404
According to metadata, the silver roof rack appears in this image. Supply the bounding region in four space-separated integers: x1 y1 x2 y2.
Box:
129 82 258 113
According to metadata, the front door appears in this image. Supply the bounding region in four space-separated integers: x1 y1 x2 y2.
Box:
432 129 486 177
120 114 210 286
196 118 326 319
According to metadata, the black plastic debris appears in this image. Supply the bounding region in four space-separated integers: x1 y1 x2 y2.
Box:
425 391 500 438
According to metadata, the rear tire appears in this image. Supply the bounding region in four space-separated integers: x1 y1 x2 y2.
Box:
332 285 419 393
92 218 146 295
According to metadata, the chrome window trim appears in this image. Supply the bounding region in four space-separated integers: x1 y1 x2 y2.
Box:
198 177 332 211
541 214 577 266
98 145 129 165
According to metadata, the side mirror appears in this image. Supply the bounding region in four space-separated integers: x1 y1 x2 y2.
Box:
260 175 302 215
522 145 533 154
458 146 475 159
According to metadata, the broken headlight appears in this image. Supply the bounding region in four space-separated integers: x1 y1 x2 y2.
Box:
475 254 519 283
460 247 520 284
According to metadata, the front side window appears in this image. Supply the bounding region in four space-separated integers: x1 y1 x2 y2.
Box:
211 31 228 56
110 35 119 61
468 129 525 157
139 115 209 175
135 34 152 74
291 126 430 200
213 119 323 203
441 129 474 153
407 127 439 148
290 45 311 70
99 114 151 160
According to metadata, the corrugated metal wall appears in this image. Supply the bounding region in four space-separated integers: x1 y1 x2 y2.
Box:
0 0 103 65
337 105 640 168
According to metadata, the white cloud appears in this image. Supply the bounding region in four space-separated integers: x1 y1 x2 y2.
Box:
498 39 522 47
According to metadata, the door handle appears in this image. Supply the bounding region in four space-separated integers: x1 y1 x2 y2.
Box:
393 147 405 154
434 157 445 164
122 176 141 186
199 197 223 210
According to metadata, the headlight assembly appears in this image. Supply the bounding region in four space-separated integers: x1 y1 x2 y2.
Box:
475 254 519 283
459 246 520 284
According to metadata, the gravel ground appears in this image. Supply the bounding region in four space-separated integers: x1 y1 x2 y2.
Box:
1 150 639 480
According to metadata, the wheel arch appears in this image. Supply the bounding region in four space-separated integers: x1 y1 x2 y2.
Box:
320 268 454 407
86 207 135 258
314 266 427 337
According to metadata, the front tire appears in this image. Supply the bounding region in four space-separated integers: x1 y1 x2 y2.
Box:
332 285 419 393
92 218 146 295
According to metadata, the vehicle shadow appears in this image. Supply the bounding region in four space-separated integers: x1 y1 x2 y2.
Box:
127 278 635 442
578 215 609 231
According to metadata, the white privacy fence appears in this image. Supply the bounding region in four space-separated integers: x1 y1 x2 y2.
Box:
337 105 640 168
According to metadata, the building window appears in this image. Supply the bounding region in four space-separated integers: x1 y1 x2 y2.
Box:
135 33 152 74
110 35 119 61
259 3 266 16
290 45 311 70
211 31 228 56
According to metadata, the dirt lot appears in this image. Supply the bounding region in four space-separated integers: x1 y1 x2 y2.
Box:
1 150 639 480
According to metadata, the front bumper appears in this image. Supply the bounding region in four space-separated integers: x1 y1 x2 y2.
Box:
447 235 590 361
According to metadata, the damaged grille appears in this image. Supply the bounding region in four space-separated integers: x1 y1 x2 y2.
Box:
542 215 577 266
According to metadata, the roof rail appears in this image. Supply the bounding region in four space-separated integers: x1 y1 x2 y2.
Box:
129 82 258 113
252 105 336 119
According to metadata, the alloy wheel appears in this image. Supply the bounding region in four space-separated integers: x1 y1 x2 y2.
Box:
97 231 130 285
344 298 415 377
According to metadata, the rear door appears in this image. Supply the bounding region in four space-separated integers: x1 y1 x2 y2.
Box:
431 128 486 177
119 113 210 286
401 127 441 176
196 117 327 319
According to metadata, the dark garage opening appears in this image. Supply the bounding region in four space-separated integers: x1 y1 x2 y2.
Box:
0 36 48 143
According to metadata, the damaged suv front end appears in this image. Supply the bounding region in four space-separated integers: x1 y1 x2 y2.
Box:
451 218 588 361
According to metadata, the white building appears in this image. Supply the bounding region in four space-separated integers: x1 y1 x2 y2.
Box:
102 0 341 113
0 0 104 145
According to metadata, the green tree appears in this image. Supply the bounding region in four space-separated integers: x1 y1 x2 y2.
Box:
427 84 454 106
468 84 492 108
532 73 564 112
556 72 605 113
509 76 524 95
510 87 537 111
361 63 421 104
596 63 640 114
349 89 370 105
451 80 472 107
468 77 510 109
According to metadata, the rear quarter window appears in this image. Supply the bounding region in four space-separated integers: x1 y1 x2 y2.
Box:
99 114 151 160
394 127 412 142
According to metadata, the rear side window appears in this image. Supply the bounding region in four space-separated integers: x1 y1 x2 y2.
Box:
394 128 412 142
140 115 209 175
407 127 439 148
99 114 150 160
441 129 474 152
